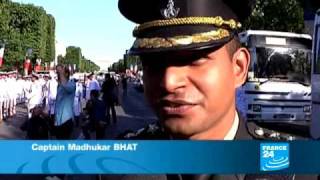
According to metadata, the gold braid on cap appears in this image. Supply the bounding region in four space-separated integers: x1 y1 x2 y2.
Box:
133 28 230 49
133 16 241 37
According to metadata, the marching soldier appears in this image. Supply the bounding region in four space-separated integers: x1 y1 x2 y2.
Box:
16 74 25 104
22 75 32 104
48 72 58 119
7 71 18 117
2 72 9 120
26 73 42 119
73 77 83 126
42 74 50 112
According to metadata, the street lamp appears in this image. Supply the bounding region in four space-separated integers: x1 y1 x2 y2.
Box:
124 50 128 71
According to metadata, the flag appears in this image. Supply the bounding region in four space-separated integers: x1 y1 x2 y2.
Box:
0 44 5 67
34 64 41 72
50 61 55 70
36 58 41 65
24 58 31 76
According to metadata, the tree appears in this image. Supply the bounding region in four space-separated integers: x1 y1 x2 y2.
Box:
0 0 55 71
65 46 81 69
57 55 65 65
244 0 304 33
44 15 55 63
59 46 100 73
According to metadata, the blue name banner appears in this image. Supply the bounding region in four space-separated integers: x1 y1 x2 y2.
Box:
0 140 318 174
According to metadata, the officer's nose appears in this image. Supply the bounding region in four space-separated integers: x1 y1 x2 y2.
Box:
160 66 187 93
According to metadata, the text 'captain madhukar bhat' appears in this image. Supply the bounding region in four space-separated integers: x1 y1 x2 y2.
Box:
118 0 253 140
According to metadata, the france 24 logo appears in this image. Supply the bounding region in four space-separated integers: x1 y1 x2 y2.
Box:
260 143 289 171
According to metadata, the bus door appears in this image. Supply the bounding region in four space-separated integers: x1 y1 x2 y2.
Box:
311 9 320 139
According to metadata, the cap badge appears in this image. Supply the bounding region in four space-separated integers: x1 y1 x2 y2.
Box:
161 0 180 19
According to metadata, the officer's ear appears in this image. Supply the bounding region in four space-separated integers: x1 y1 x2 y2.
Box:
232 47 250 88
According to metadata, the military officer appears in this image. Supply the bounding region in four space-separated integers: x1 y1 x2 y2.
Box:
2 72 10 120
41 74 50 112
116 0 317 179
119 0 253 140
26 73 43 119
47 72 58 117
73 77 83 126
7 71 18 117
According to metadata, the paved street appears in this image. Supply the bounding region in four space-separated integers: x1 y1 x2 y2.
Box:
104 82 157 139
0 103 28 139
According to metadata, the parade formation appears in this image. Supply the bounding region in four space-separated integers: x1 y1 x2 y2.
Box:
0 66 142 141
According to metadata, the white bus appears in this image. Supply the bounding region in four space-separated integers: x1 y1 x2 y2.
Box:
311 9 320 139
239 30 312 125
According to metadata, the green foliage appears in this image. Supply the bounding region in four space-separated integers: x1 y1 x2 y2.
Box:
0 0 55 71
109 59 125 73
109 55 141 73
44 14 55 63
59 46 99 72
244 0 305 33
57 55 65 65
126 55 140 69
65 46 81 69
79 57 100 73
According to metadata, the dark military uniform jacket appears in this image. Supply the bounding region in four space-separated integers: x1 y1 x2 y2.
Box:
102 115 318 180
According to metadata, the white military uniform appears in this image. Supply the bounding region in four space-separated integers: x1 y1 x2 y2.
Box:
17 78 25 104
47 77 58 116
7 75 18 116
85 79 91 100
74 81 83 117
26 79 43 119
2 76 9 119
23 78 32 103
42 78 49 112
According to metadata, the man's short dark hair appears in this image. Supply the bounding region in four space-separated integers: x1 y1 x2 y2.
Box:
226 37 242 58
56 64 71 78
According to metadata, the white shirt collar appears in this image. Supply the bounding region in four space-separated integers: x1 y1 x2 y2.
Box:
224 112 239 140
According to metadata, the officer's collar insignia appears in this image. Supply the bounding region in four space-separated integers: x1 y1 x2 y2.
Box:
161 0 180 19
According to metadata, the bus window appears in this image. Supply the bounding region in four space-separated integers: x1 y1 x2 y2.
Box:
315 25 320 74
255 47 311 84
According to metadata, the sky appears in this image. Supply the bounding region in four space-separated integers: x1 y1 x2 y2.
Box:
12 0 136 70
